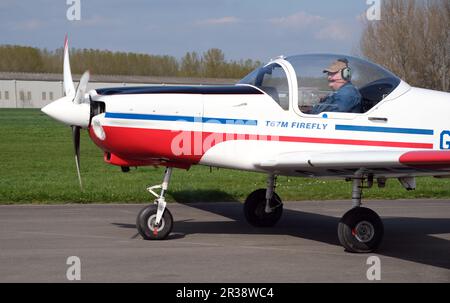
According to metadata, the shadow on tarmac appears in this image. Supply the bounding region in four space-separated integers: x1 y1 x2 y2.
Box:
112 193 450 270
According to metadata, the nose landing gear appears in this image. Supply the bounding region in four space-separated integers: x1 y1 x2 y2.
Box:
136 167 174 240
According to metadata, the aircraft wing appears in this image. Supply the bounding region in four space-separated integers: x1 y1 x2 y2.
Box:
258 150 450 174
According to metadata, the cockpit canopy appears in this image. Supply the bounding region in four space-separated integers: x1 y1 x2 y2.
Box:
238 54 401 113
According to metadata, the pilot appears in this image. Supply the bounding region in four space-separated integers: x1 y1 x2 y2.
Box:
309 58 362 114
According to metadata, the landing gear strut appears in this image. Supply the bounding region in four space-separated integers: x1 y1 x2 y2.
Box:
338 176 384 253
244 174 283 227
137 167 174 240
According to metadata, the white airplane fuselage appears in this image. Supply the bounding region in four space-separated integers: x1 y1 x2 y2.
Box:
88 81 450 178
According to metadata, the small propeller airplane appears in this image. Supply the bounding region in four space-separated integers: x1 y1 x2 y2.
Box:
42 36 450 253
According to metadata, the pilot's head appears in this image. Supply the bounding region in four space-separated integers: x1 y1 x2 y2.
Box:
323 58 352 91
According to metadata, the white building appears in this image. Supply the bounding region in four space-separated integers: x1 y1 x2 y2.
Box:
0 72 236 108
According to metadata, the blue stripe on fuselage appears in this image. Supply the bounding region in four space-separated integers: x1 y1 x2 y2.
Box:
105 112 258 126
335 124 433 135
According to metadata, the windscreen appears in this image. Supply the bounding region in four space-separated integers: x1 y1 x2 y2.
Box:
285 54 400 113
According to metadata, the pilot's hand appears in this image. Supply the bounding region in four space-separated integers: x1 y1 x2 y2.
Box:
319 96 327 103
300 105 312 113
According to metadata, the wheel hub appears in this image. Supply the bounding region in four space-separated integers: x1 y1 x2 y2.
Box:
352 221 375 243
147 214 165 232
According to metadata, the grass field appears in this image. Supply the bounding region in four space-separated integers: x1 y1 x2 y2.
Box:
1 108 450 204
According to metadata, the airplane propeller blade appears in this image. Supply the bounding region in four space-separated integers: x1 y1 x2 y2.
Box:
63 35 75 98
72 125 83 190
73 71 90 104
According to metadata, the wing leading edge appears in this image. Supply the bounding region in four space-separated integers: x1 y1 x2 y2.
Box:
257 150 450 177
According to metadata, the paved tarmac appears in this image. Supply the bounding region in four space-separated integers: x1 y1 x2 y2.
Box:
0 200 449 282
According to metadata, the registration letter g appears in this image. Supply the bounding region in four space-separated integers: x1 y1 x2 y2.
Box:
440 131 450 149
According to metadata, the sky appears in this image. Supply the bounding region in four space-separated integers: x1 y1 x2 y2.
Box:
0 0 372 62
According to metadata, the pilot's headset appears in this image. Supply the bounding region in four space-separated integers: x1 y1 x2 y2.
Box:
337 58 352 81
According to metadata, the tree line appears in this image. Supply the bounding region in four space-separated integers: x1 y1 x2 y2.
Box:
360 0 449 92
0 46 261 79
1 0 448 91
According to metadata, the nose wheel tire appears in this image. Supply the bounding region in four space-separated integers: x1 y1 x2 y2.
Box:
338 207 383 253
137 205 173 240
244 189 283 227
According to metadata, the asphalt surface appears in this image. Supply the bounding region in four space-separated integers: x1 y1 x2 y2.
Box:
0 200 449 283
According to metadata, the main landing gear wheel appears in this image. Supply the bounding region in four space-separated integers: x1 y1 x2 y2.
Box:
136 205 173 240
244 189 283 227
338 207 384 253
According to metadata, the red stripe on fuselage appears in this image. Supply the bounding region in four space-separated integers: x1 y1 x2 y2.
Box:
90 126 433 165
277 135 432 149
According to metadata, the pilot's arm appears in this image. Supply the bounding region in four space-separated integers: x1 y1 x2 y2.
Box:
331 92 360 113
309 94 338 114
310 86 361 114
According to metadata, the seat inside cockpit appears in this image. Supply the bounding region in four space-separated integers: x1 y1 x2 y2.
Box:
358 77 400 112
